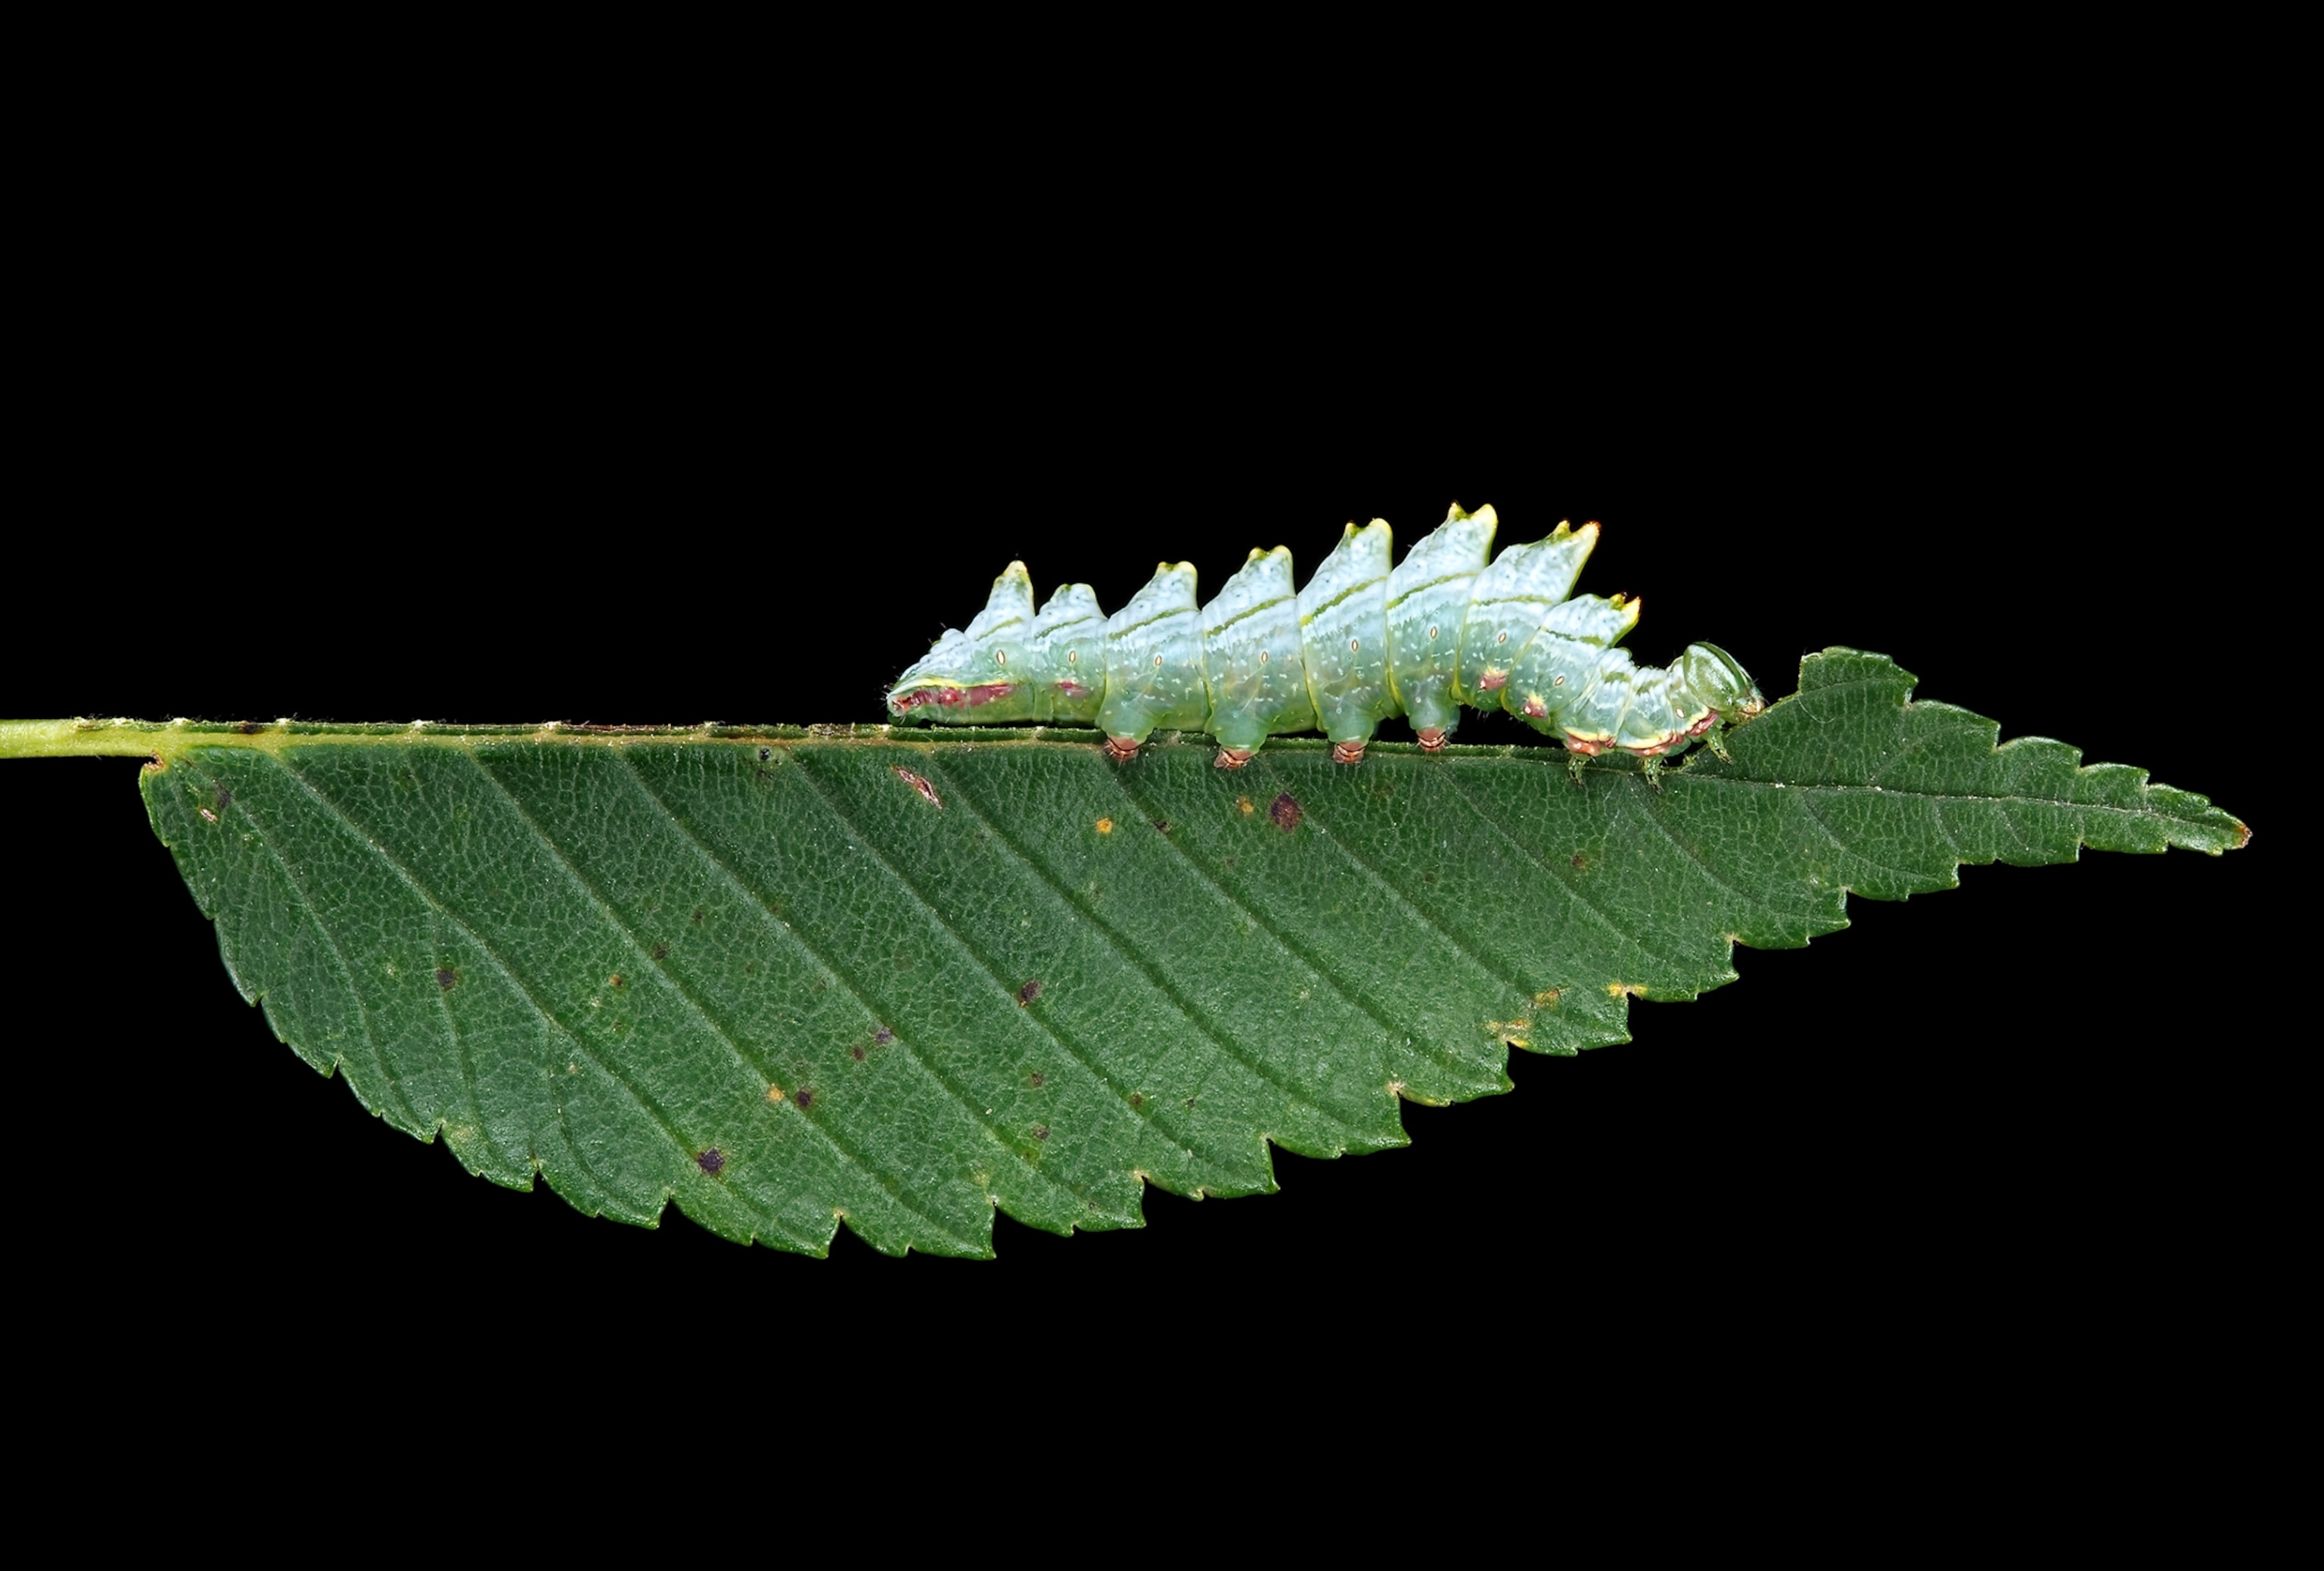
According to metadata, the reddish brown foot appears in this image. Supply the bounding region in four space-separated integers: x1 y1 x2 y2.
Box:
1213 747 1254 769
1102 737 1140 763
1331 741 1366 765
1416 728 1448 753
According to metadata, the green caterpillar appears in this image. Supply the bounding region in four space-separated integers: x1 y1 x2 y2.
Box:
887 503 1766 771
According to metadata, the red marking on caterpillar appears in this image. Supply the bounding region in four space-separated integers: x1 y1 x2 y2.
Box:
1477 670 1508 692
1054 679 1093 699
964 683 1017 707
1564 735 1606 755
891 686 965 711
1521 696 1547 719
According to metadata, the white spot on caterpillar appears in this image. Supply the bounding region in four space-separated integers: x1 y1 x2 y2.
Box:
994 650 1006 665
1427 625 1439 639
1496 630 1508 643
1553 674 1566 686
1349 638 1359 652
1260 650 1269 664
1153 655 1163 667
1067 649 1079 663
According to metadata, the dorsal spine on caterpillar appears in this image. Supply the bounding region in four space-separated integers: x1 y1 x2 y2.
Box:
887 504 1766 764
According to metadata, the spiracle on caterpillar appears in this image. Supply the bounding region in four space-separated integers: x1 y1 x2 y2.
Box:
886 502 1767 777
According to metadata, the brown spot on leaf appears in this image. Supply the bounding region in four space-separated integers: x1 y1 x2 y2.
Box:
1029 1072 1045 1087
214 788 232 812
873 1025 895 1046
436 968 457 991
1033 1125 1049 1140
851 1045 865 1061
794 1088 815 1109
238 720 264 736
607 975 623 988
1571 854 1587 870
692 908 706 924
892 766 944 809
1016 978 1043 1006
696 1148 725 1176
1152 820 1169 832
1130 1093 1145 1109
651 944 668 960
1268 792 1303 832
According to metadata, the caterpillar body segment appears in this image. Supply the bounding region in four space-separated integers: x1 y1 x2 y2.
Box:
886 504 1766 764
1385 502 1497 747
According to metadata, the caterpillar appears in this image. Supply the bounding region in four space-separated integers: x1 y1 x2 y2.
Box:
887 503 1766 773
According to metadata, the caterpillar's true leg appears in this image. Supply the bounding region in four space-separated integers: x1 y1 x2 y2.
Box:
1565 749 1589 788
1703 728 1733 763
1104 737 1141 763
1331 740 1366 765
1213 747 1254 769
1641 754 1666 792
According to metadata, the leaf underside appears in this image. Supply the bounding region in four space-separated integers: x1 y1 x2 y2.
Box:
138 650 2243 1257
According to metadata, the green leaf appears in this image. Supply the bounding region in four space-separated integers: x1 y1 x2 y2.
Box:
3 649 2245 1258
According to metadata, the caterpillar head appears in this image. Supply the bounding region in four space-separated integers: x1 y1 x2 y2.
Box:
887 563 1036 721
1678 642 1766 724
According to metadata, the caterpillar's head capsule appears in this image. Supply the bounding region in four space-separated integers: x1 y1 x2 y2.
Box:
1678 642 1766 723
887 563 1037 722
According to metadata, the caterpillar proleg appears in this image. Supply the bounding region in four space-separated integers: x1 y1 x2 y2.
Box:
887 504 1766 767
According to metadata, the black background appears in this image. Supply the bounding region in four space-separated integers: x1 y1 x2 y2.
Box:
4 152 2297 1449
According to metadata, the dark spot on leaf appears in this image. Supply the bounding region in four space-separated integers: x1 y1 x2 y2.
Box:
1029 1072 1045 1087
1223 857 1238 869
651 943 668 960
1017 978 1043 1006
436 968 457 991
696 1148 725 1176
1269 792 1302 832
692 908 706 924
758 747 772 761
214 787 232 812
1152 820 1169 832
851 1044 865 1061
1571 854 1586 869
873 1025 894 1046
607 975 623 988
238 720 263 736
1033 1125 1049 1140
794 1088 814 1109
1130 1093 1144 1109
892 765 945 809
1185 1097 1198 1109
1422 871 1437 884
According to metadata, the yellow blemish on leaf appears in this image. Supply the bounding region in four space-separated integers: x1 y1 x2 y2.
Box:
1387 1080 1406 1098
766 1083 786 1103
1236 797 1254 814
1095 817 1114 834
1535 988 1563 1005
1608 981 1647 998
